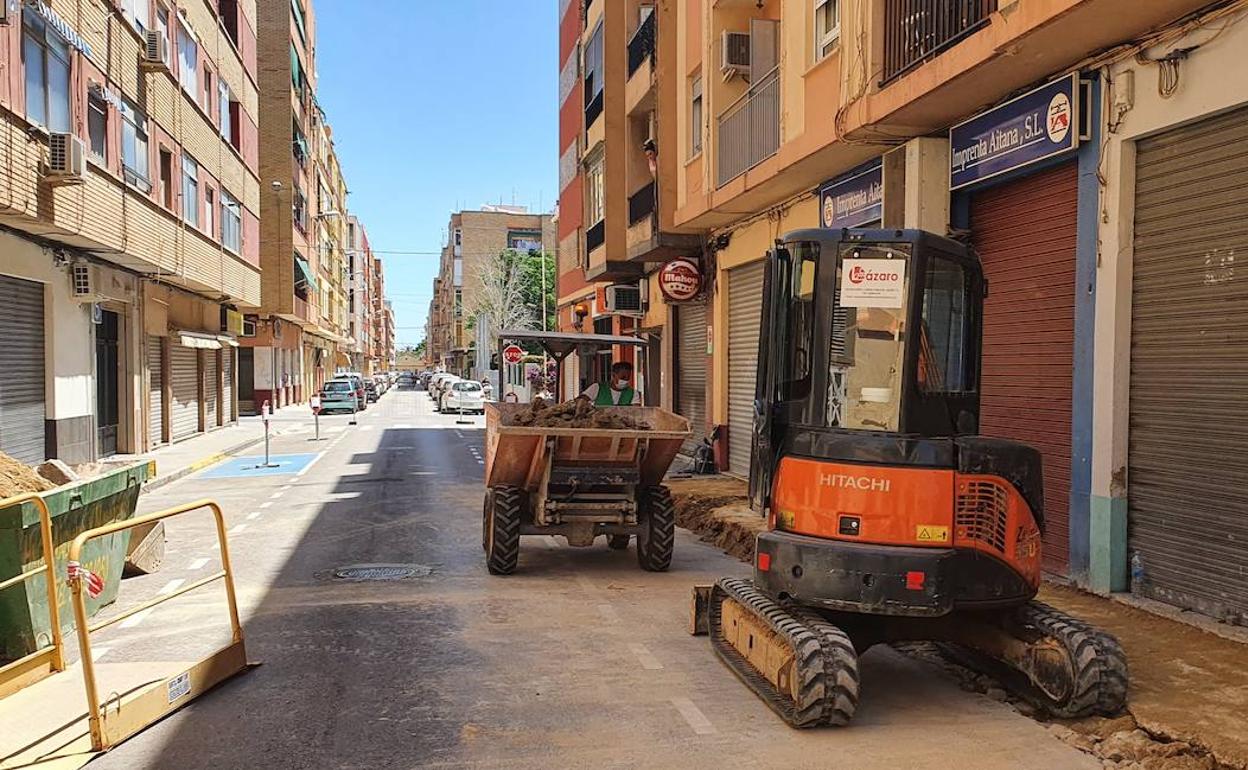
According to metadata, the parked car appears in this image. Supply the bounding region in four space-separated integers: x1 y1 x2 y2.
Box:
429 373 457 401
441 380 485 415
431 376 461 411
364 377 380 402
332 374 368 410
318 380 358 414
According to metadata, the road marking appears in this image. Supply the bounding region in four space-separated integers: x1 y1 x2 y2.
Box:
295 450 328 478
259 502 273 509
188 557 210 571
269 491 283 500
394 423 412 429
158 578 185 595
455 431 464 439
246 511 261 520
671 697 716 735
229 524 248 535
597 603 620 623
119 608 154 629
279 485 293 491
629 643 664 670
91 646 111 662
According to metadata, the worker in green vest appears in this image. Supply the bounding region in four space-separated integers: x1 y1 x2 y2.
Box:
580 361 640 406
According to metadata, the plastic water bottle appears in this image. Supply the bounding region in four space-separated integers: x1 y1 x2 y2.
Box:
1130 552 1145 588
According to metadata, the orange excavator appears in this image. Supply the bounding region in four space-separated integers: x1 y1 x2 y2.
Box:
696 228 1127 727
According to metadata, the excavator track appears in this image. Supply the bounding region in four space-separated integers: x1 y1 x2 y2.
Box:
942 600 1129 719
708 577 859 728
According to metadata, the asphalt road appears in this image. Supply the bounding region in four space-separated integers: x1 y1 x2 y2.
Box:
87 387 1097 770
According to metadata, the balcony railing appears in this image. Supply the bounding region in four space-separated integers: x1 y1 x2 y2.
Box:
584 86 604 128
716 66 780 188
293 295 311 322
629 181 656 225
627 12 655 77
882 0 996 84
586 219 605 253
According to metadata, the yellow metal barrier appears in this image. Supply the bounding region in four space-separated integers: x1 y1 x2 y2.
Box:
0 493 66 697
67 498 248 753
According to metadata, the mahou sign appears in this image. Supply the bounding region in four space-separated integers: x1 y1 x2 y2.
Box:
658 258 702 302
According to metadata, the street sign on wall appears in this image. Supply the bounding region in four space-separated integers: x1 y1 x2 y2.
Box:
820 160 883 229
949 73 1080 190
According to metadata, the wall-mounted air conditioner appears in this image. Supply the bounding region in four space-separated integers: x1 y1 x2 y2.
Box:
47 133 86 183
721 31 750 77
605 283 643 317
142 30 169 70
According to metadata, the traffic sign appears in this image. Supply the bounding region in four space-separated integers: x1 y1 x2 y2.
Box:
502 344 524 365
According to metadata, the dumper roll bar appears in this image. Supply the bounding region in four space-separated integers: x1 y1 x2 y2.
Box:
495 329 649 401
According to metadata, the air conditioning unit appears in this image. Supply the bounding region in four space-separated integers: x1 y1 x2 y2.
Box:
71 262 94 300
721 31 750 76
142 30 169 69
47 133 86 183
605 284 643 317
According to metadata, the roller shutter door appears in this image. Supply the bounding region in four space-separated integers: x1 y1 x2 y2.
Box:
223 348 236 423
203 351 219 429
147 336 164 447
169 344 200 441
727 261 765 477
0 275 46 464
971 161 1077 574
1128 106 1248 622
676 302 708 455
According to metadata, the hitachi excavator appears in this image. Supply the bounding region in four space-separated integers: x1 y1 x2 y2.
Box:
695 228 1127 727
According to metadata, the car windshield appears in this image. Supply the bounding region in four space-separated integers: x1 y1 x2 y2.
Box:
325 382 353 392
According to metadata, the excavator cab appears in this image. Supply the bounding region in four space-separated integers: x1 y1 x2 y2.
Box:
701 229 1126 728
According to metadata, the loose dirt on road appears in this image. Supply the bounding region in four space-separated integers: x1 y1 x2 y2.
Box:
668 477 757 561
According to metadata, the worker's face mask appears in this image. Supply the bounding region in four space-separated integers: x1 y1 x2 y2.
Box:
613 377 629 390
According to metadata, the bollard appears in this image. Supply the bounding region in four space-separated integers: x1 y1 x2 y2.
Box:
260 401 278 468
310 395 323 441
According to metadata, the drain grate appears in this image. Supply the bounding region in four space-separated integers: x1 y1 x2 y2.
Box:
331 563 432 581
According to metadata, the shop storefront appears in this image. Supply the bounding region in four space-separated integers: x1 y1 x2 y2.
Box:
725 262 764 477
0 274 47 464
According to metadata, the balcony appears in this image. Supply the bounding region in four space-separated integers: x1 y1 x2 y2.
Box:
293 295 312 323
882 0 996 84
586 219 605 253
584 84 604 129
629 181 655 226
716 67 780 188
627 12 655 77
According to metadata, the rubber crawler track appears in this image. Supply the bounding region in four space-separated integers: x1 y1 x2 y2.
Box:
1016 601 1128 718
709 577 860 728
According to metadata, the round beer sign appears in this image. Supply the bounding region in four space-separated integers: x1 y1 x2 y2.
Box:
658 258 702 302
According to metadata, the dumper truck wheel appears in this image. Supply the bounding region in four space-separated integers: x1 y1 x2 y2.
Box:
608 534 630 550
636 485 675 571
485 486 523 575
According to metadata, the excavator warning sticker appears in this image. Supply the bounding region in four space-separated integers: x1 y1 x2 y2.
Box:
167 671 191 703
916 525 949 543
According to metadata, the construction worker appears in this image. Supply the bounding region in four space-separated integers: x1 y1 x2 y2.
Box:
579 361 640 406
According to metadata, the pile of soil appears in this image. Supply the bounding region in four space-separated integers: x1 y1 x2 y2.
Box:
0 451 56 498
510 397 650 430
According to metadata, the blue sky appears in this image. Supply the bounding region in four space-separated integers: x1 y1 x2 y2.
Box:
315 0 558 349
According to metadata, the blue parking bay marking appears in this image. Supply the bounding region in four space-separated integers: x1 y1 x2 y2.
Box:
198 453 320 478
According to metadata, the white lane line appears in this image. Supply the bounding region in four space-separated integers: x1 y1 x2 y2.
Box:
455 431 464 439
269 491 284 500
119 608 154 629
158 578 186 595
671 697 716 735
188 557 210 571
246 511 261 520
295 450 328 478
91 646 112 662
597 603 620 623
258 502 273 509
629 643 664 670
278 485 293 491
229 524 248 535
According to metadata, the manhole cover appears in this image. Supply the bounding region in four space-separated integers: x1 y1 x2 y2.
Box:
331 564 432 581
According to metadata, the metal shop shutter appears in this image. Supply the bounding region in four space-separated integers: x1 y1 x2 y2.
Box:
1128 106 1248 623
223 347 236 423
203 350 219 429
147 336 164 447
0 275 46 463
676 302 708 455
169 344 200 441
727 261 766 477
971 161 1078 574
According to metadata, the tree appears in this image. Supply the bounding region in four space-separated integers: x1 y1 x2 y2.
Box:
470 249 537 350
518 248 556 332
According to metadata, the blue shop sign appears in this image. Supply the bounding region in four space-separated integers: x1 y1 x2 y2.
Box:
820 160 883 229
949 73 1079 190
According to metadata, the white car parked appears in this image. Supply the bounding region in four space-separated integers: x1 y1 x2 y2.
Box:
441 380 485 415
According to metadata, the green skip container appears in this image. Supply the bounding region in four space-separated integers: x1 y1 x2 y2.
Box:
0 460 153 661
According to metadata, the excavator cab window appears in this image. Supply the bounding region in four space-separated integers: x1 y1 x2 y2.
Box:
918 256 976 395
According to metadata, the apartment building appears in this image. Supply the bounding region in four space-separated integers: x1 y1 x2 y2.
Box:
237 0 339 411
428 207 555 380
345 214 374 373
641 0 1245 621
314 120 351 371
0 0 262 463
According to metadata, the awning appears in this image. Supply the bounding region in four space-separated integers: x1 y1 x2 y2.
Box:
216 335 239 347
293 255 317 292
178 331 222 349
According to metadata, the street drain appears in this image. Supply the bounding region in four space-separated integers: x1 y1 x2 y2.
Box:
331 564 432 581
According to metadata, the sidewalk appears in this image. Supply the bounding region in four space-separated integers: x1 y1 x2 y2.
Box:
666 476 1248 770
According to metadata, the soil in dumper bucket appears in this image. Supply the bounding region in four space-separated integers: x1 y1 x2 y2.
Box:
511 397 650 430
0 451 56 498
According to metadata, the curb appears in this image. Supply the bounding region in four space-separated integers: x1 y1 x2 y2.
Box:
142 434 269 494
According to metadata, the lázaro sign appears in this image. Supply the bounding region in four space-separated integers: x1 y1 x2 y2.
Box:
949 73 1082 190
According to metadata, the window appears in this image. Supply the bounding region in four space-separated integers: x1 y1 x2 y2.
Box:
204 187 215 237
293 186 308 233
585 154 605 225
291 0 308 44
155 6 171 64
919 257 975 393
583 21 604 113
290 43 307 100
219 0 240 46
23 13 71 133
121 99 150 189
218 81 232 141
689 75 703 157
181 153 199 226
202 66 214 115
815 0 840 60
122 0 150 33
87 92 108 160
779 243 818 403
292 118 308 167
220 190 242 252
159 148 173 208
177 23 198 95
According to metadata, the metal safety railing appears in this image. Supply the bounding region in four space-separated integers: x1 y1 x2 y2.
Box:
0 493 66 690
882 0 996 84
67 499 244 751
716 66 780 188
